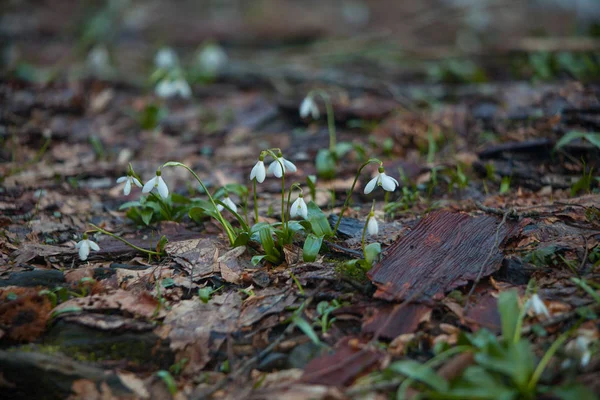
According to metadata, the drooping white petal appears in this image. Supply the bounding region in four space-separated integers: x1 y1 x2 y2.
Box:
250 161 266 183
157 177 169 199
132 177 142 187
282 158 297 173
88 240 100 251
155 80 175 98
525 294 550 318
175 79 192 98
78 241 90 261
217 204 224 211
291 197 308 219
268 160 284 178
75 241 82 249
155 47 178 69
380 173 398 192
367 217 379 236
116 176 128 183
223 197 238 213
124 179 132 195
364 176 378 194
299 97 312 118
142 176 158 193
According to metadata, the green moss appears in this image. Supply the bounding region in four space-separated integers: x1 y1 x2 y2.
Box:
333 258 369 283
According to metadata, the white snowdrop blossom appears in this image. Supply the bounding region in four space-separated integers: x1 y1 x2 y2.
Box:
299 95 319 119
364 166 399 194
217 195 238 213
564 332 595 368
250 156 266 183
116 174 142 196
142 170 169 199
367 213 379 236
76 234 99 261
267 153 297 178
87 45 110 73
525 293 551 318
155 47 179 69
155 78 192 99
290 194 308 220
197 43 228 73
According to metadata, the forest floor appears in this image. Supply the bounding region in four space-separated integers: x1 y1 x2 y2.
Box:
1 2 600 399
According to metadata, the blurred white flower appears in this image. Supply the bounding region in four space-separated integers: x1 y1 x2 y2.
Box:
268 154 297 178
290 195 308 219
217 195 238 213
524 293 551 318
250 157 266 183
76 234 99 261
87 45 111 74
299 95 319 119
564 331 595 368
116 174 142 196
155 78 191 99
367 214 379 236
197 43 228 73
155 47 179 69
142 170 169 199
364 167 399 194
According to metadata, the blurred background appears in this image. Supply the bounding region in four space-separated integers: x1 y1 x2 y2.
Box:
1 0 599 84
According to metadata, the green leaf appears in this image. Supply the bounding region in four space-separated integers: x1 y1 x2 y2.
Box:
315 149 336 179
119 200 142 210
303 234 323 262
335 142 353 157
251 255 266 266
364 242 381 265
188 207 206 224
292 314 321 346
552 384 598 400
555 131 600 150
307 201 333 237
156 370 178 395
388 360 449 392
233 232 250 247
141 208 154 226
498 290 520 341
257 226 281 264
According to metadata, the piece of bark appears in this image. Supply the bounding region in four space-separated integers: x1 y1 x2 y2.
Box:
367 211 511 302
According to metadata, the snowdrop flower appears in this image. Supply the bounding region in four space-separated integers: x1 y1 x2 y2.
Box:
250 154 266 183
217 194 238 213
364 166 399 194
564 332 595 368
268 152 297 178
197 43 228 73
76 233 99 261
142 169 169 199
116 174 142 196
155 47 179 69
87 45 110 74
524 293 551 318
367 213 379 236
299 95 319 119
155 78 192 99
290 194 308 219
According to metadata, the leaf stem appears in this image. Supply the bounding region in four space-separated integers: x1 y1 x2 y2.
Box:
89 224 161 256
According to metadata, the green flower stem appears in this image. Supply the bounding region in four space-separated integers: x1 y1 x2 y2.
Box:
253 179 259 223
265 149 288 236
162 161 235 245
361 215 370 260
333 158 382 235
527 326 577 392
89 224 161 256
312 90 336 153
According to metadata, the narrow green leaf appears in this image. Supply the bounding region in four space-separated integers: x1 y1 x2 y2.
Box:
303 234 323 262
316 149 336 179
364 242 381 265
498 290 520 341
388 360 449 392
